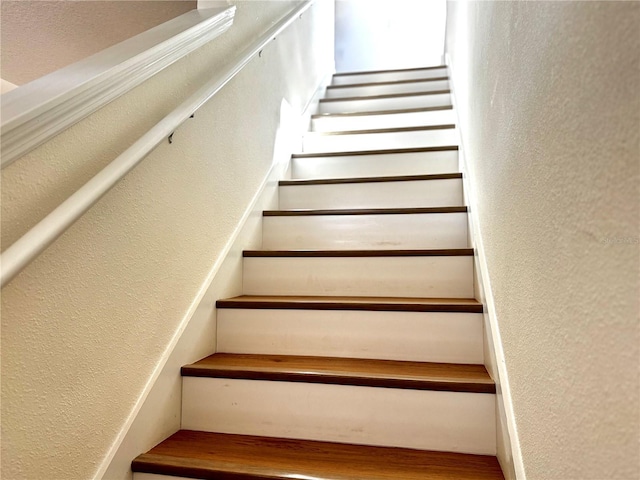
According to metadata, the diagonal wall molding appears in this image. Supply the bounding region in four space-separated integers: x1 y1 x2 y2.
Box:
0 6 235 169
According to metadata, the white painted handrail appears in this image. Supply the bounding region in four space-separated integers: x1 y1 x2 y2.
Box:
0 6 236 168
0 0 315 288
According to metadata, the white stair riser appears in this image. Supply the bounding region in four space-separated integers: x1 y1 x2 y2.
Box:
217 309 484 364
325 79 449 99
182 378 497 455
332 68 448 86
302 129 456 153
312 108 456 132
292 150 459 179
318 93 451 114
262 213 468 250
242 256 474 298
279 178 463 210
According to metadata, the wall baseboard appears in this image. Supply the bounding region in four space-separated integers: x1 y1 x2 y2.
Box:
97 72 333 480
444 52 524 480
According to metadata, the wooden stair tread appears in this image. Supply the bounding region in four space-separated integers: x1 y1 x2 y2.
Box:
216 295 484 313
182 354 495 393
320 90 450 103
291 145 457 158
312 105 453 118
133 431 504 480
311 124 455 136
334 65 447 76
326 76 449 89
243 248 473 257
279 172 462 186
264 206 467 217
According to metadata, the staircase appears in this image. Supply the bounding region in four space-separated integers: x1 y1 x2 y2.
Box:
132 65 505 480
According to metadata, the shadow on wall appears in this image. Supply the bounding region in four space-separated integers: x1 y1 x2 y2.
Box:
335 0 446 72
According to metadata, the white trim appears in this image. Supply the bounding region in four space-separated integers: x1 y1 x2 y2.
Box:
444 52 526 479
0 6 236 169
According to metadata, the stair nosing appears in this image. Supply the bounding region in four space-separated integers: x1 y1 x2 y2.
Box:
133 431 505 480
306 124 455 136
133 454 277 480
333 65 447 76
311 105 453 119
279 172 462 186
216 296 484 313
181 354 495 394
291 145 458 158
263 206 467 217
182 367 496 394
243 248 474 258
319 90 450 103
326 76 449 89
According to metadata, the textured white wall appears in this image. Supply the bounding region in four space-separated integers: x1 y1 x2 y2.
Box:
335 0 445 72
1 0 197 85
446 2 639 479
0 1 334 479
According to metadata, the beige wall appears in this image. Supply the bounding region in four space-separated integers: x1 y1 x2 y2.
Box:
0 1 334 479
1 0 197 85
446 2 639 479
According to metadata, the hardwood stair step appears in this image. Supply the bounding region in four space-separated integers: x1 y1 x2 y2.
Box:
302 124 456 154
292 145 457 158
311 107 456 134
182 366 495 453
324 79 450 100
132 430 505 480
307 124 455 136
263 208 468 250
242 249 473 298
280 172 462 186
243 248 473 257
331 66 449 88
320 90 451 103
181 353 495 394
216 295 484 313
264 206 466 217
319 92 451 114
217 302 483 364
310 107 456 135
312 105 453 119
278 172 463 211
334 65 447 76
327 76 449 89
291 147 459 180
